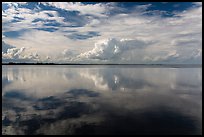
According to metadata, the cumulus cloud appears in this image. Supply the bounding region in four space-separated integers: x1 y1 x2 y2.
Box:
144 50 180 62
78 38 150 61
2 41 15 53
2 2 202 64
2 41 41 62
2 48 39 62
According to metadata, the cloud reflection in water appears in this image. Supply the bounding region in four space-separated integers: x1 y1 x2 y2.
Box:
2 65 202 135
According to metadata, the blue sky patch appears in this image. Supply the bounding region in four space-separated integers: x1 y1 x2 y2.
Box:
35 27 58 32
4 30 27 38
68 31 100 40
2 2 202 64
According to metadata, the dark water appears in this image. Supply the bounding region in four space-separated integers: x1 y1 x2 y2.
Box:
2 65 202 135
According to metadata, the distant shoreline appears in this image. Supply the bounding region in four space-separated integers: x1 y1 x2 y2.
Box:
1 63 202 67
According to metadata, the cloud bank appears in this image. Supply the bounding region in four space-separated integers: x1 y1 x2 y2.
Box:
2 2 202 64
78 38 150 61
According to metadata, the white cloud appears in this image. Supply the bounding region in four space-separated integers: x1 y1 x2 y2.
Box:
2 41 42 62
75 3 201 64
2 2 202 64
41 2 109 17
134 3 152 12
2 49 38 63
2 7 65 33
144 50 179 62
78 38 150 61
193 2 202 6
2 30 96 63
2 41 15 53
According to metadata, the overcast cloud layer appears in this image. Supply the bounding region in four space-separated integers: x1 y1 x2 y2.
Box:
2 2 202 64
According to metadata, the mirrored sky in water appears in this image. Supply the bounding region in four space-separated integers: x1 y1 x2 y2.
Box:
2 65 202 135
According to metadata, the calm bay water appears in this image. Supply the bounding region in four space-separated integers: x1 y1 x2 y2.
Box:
2 65 202 135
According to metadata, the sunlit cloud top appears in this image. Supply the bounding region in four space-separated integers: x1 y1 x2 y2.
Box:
2 2 202 64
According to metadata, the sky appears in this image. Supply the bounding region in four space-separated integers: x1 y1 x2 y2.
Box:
2 2 202 64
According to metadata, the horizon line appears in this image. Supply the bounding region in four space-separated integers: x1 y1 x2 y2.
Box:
2 62 202 65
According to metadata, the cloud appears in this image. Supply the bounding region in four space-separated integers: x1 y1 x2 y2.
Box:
2 47 40 63
40 2 109 17
193 2 202 6
2 2 202 64
144 50 180 62
2 41 15 53
77 38 151 61
134 3 152 12
2 3 66 33
2 41 41 62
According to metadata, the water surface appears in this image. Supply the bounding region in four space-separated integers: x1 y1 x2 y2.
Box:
2 65 202 135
